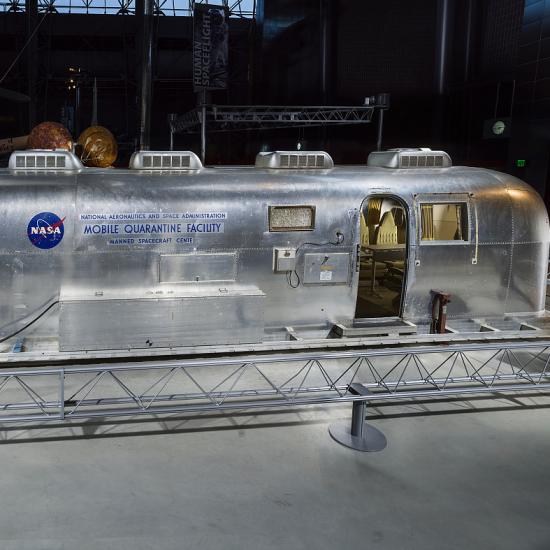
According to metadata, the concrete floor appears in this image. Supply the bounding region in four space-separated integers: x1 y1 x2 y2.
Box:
1 392 550 550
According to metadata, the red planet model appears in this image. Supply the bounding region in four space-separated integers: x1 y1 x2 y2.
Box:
28 121 73 151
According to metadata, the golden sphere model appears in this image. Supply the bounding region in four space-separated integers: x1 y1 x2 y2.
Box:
77 125 118 167
28 121 73 151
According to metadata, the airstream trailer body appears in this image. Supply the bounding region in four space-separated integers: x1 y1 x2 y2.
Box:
0 148 548 353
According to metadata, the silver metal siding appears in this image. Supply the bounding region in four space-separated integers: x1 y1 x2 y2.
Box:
0 165 546 346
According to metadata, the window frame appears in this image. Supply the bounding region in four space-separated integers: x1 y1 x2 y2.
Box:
268 205 316 232
416 194 471 245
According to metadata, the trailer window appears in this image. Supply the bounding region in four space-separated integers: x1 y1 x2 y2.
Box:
269 205 315 231
420 203 468 241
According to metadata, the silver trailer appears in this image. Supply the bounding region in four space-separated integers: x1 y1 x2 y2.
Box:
0 147 548 356
2 146 550 451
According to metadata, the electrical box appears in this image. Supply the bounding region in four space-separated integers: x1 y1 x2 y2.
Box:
273 248 296 272
303 252 350 284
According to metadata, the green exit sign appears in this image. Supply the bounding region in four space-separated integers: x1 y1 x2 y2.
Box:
516 159 527 168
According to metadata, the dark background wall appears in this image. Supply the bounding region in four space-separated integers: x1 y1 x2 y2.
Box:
255 0 440 161
507 0 550 202
0 11 252 162
4 0 550 208
253 0 527 172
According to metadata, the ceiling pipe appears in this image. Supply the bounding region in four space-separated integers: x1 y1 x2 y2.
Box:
139 0 154 150
435 0 452 95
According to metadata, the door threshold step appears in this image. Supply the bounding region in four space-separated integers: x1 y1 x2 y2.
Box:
330 320 417 338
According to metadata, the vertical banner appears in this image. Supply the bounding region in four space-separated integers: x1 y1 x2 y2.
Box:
193 4 229 90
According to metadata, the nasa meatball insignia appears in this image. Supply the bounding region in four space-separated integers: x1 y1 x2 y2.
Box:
27 212 65 250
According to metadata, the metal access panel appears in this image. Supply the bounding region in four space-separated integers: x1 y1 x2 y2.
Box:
160 253 237 283
59 287 265 351
303 252 350 284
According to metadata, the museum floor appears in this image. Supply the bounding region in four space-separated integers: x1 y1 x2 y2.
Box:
0 390 549 550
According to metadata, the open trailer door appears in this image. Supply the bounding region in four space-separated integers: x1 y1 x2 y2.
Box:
355 195 409 319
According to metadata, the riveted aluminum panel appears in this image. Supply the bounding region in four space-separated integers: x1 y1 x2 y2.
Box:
506 242 548 314
160 253 237 283
59 287 265 351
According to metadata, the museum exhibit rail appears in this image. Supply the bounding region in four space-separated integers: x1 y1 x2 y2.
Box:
0 340 549 432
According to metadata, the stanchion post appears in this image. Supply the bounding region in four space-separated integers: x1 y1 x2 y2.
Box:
329 384 387 452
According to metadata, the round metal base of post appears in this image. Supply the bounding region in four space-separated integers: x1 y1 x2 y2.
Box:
329 422 387 452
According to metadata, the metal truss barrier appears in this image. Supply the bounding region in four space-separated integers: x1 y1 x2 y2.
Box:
1 341 550 427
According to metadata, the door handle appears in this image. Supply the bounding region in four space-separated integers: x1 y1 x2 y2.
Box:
472 201 479 265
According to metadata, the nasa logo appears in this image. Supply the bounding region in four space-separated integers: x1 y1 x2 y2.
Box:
27 212 65 250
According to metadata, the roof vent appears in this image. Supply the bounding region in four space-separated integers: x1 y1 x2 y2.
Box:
367 148 452 169
129 151 202 170
9 149 83 171
255 151 334 169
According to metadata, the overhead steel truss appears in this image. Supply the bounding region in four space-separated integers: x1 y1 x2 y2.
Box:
169 105 378 134
0 341 550 427
2 0 255 17
169 95 390 163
